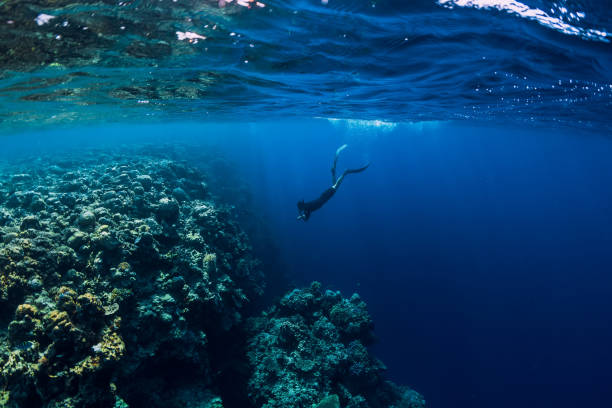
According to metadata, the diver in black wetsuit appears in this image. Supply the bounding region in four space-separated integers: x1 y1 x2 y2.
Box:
297 144 369 221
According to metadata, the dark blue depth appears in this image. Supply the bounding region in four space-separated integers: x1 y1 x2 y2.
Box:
214 120 612 408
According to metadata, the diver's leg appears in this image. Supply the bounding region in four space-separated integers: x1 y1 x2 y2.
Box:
331 162 336 185
333 172 346 189
331 144 348 184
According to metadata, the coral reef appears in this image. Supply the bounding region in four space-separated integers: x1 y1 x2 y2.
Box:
246 282 425 408
0 150 425 408
0 151 263 407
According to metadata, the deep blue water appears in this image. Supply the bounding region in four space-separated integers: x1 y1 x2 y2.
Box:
5 120 612 407
216 120 612 408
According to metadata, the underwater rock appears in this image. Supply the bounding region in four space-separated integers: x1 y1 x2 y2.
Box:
157 197 180 221
77 210 96 230
172 187 190 202
19 215 41 231
135 175 153 190
7 304 42 346
67 230 88 250
30 198 46 212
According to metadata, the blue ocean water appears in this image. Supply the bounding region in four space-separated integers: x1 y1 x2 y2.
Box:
4 119 612 407
1 0 612 406
204 120 612 408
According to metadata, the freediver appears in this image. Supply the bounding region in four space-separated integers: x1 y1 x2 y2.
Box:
297 144 369 221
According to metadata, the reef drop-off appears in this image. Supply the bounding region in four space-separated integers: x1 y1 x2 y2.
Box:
0 150 425 408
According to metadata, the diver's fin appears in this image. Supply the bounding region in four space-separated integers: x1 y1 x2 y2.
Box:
332 144 348 184
344 162 370 175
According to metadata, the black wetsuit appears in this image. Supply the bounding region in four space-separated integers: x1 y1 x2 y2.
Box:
297 145 369 222
298 187 336 221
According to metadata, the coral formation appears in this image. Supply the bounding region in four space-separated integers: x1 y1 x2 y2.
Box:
0 152 263 407
246 282 425 408
0 150 425 408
